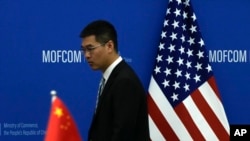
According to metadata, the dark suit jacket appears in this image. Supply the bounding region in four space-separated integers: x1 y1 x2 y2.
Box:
88 60 150 141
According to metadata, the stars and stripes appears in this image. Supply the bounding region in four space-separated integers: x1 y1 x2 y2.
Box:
147 0 230 140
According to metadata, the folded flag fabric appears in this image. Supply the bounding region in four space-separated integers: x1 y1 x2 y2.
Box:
45 95 82 141
147 0 230 140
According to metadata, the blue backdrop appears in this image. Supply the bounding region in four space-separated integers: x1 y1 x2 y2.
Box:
1 0 250 140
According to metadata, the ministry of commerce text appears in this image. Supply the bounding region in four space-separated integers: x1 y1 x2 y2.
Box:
209 50 248 63
42 50 82 63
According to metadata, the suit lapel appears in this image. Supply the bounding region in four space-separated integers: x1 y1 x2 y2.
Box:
94 60 126 115
89 60 127 138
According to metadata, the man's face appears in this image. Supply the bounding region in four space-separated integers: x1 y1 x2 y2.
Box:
81 35 108 71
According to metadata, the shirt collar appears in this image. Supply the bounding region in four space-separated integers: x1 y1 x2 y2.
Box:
103 56 122 82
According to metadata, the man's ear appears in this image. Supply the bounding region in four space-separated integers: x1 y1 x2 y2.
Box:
106 40 115 52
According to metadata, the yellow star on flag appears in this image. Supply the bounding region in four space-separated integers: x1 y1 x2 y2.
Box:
54 107 63 118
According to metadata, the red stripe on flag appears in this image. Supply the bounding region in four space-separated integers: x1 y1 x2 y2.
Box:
192 89 229 141
147 94 179 141
175 102 205 141
207 76 221 100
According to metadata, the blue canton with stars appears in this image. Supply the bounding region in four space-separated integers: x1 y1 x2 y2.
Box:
153 0 213 107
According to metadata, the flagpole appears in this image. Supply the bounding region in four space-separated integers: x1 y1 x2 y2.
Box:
50 90 57 102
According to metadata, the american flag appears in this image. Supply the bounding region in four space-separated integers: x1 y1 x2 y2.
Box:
147 0 230 140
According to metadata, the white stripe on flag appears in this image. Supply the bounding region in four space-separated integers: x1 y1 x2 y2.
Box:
148 77 192 140
183 95 218 140
198 82 230 133
148 115 166 141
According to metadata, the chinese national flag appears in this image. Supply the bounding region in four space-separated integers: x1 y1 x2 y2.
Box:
45 96 82 141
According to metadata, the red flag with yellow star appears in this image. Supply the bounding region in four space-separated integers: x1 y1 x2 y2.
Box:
45 95 82 141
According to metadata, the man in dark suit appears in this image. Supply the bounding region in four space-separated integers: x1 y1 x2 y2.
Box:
80 20 149 141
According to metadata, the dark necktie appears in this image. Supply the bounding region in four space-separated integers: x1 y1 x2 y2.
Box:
98 77 105 96
95 77 105 111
